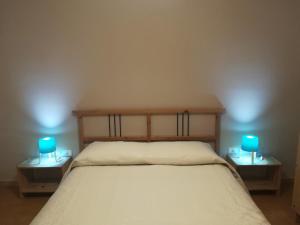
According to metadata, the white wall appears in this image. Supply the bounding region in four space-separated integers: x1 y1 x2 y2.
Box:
0 0 299 180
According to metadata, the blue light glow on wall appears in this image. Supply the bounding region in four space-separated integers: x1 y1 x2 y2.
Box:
32 94 70 128
215 61 275 125
20 72 78 130
225 87 271 123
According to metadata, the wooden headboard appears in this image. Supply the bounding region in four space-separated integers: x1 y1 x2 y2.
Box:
73 107 225 153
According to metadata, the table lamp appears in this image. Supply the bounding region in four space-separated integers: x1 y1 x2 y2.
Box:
241 135 259 164
38 137 58 163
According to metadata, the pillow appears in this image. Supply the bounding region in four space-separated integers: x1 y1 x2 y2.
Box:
73 141 224 166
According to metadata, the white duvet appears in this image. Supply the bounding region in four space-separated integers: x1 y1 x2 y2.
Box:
30 141 270 225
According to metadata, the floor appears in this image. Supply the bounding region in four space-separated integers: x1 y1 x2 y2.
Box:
252 183 299 225
0 184 298 225
0 185 48 225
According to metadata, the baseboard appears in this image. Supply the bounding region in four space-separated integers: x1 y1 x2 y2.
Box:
0 181 17 187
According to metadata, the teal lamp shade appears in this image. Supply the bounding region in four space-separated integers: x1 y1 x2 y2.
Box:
241 135 259 152
38 137 56 154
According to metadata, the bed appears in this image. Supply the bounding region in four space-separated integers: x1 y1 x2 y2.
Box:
30 108 270 225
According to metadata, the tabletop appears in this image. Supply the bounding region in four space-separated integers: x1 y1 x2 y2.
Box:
228 155 281 166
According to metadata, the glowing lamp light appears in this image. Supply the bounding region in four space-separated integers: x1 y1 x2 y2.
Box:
38 137 56 154
241 135 259 164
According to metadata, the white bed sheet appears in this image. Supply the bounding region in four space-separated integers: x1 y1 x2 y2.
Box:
31 164 269 225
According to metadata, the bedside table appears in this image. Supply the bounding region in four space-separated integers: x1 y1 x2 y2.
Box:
17 157 72 197
227 155 282 195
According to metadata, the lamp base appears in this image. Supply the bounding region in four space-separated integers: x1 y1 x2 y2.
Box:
251 152 256 164
38 151 61 165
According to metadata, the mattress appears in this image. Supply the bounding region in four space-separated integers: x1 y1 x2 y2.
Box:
30 141 270 225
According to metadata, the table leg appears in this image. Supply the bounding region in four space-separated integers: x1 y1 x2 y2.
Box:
19 191 24 198
17 169 27 198
274 165 282 196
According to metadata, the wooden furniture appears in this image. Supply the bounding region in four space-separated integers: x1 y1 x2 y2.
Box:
73 107 225 153
227 155 282 195
293 136 300 222
17 157 72 197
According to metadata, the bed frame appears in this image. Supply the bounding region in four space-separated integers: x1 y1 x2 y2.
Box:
73 107 225 153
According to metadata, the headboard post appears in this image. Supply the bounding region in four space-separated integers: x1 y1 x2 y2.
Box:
73 107 225 153
215 114 221 153
146 114 151 142
76 116 84 151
